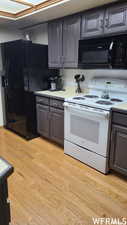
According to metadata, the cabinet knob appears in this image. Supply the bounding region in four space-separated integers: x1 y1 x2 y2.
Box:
53 103 58 107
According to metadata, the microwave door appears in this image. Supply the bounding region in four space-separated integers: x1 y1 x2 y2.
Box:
79 39 112 68
82 49 109 63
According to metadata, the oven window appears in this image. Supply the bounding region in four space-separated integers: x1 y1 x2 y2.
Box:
70 115 99 144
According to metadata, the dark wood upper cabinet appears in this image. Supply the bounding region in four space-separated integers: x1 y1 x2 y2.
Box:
48 2 127 68
48 20 63 68
104 3 127 34
81 9 104 38
48 15 80 68
81 2 127 38
110 125 127 176
63 15 81 68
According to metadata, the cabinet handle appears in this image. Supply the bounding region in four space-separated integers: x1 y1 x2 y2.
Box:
53 103 58 107
100 19 104 29
47 113 51 120
38 101 43 104
60 56 63 63
105 18 109 28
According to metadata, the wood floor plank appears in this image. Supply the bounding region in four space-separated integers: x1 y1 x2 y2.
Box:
0 128 127 225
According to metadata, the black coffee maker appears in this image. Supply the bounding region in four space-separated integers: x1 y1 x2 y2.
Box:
49 74 63 91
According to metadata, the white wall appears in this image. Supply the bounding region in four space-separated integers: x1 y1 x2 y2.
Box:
23 23 48 44
0 27 23 43
0 27 23 126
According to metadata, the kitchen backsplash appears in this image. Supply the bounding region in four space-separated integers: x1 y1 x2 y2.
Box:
61 69 127 91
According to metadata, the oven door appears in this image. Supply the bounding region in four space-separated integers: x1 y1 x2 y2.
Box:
64 103 110 157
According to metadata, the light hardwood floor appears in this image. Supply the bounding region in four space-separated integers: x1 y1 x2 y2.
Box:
0 128 127 225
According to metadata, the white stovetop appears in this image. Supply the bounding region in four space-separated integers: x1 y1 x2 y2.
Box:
65 77 127 111
65 94 127 111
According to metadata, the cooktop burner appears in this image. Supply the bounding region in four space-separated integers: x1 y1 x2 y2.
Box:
96 100 113 105
84 95 99 99
110 98 123 102
73 97 85 100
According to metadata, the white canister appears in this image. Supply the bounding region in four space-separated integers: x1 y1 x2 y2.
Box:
51 82 56 91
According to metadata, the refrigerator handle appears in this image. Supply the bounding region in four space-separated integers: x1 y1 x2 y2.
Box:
26 71 29 91
6 79 8 87
2 76 8 87
2 76 6 87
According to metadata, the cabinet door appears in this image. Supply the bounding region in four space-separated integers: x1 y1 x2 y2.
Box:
50 108 64 146
104 3 127 34
110 125 127 176
48 20 63 68
36 104 50 138
81 9 104 38
63 15 80 68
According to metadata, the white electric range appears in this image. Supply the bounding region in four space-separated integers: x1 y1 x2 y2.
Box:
64 78 127 174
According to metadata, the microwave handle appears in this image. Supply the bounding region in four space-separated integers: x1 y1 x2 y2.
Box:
109 41 114 51
108 41 114 66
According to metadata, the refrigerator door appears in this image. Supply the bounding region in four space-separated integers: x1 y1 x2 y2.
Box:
23 42 50 92
1 40 56 139
0 45 3 75
24 68 50 92
25 43 48 68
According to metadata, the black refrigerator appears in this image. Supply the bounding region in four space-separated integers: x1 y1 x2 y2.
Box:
1 39 56 140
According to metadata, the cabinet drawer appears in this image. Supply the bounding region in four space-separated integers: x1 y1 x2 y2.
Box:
36 104 49 111
50 99 64 109
36 96 50 106
50 107 64 115
112 112 127 126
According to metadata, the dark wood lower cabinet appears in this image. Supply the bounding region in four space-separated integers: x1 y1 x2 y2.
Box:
36 104 50 139
50 108 64 146
36 96 64 146
110 110 127 176
110 125 127 176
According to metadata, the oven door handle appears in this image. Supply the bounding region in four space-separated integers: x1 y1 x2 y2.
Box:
64 102 109 118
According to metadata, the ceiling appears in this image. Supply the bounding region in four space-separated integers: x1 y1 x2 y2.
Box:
0 0 119 28
0 0 66 18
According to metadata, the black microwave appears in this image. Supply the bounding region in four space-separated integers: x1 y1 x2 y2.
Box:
78 35 127 69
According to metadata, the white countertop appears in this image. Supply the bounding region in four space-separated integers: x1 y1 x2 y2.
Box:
112 103 127 111
35 87 89 100
35 88 127 112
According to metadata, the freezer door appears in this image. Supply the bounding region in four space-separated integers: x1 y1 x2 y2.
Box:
1 41 28 137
